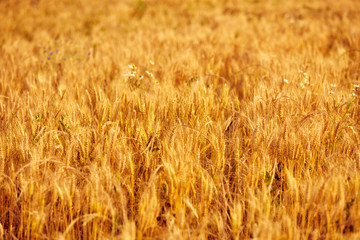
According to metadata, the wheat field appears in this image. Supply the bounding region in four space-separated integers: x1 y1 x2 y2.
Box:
1 0 360 239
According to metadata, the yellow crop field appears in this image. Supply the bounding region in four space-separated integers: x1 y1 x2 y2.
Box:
1 0 360 239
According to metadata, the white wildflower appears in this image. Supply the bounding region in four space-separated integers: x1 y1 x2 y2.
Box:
145 70 154 77
128 64 136 70
123 72 136 77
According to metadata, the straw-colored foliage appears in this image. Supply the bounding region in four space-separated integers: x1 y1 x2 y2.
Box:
1 0 360 239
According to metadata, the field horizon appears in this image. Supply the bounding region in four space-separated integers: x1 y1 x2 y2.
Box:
1 0 360 239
